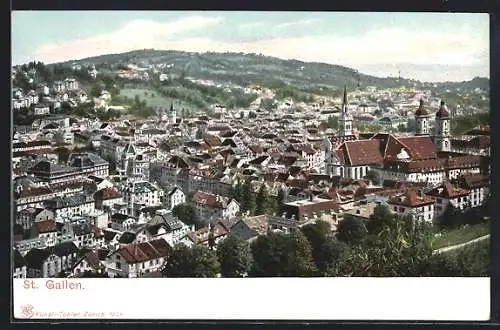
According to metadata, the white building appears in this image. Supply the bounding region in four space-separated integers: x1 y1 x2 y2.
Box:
166 186 185 210
426 181 470 217
106 238 170 278
44 193 95 220
192 191 240 224
388 190 435 223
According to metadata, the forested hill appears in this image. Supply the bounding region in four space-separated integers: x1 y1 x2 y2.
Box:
55 49 429 90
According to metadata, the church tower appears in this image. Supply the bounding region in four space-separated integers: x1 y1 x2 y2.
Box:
324 136 334 176
339 86 353 137
433 100 451 151
415 98 431 136
169 101 176 125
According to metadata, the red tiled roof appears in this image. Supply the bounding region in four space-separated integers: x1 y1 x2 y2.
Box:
456 173 490 189
249 145 264 154
203 134 222 148
387 136 437 160
187 222 229 244
442 155 482 169
426 181 469 199
94 187 122 200
118 239 171 264
35 220 58 233
342 139 383 166
389 190 434 207
193 191 225 208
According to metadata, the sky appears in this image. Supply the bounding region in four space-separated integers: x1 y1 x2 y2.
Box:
11 11 490 82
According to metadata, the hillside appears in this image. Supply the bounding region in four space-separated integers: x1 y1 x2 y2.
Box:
59 49 427 91
12 49 488 120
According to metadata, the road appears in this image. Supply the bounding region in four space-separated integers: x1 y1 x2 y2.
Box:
433 234 490 254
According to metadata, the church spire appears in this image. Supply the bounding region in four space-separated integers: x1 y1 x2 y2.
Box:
342 85 347 110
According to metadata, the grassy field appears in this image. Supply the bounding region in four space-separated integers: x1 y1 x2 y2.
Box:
432 222 490 250
121 88 172 108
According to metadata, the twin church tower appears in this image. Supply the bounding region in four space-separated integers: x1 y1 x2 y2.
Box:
336 86 452 152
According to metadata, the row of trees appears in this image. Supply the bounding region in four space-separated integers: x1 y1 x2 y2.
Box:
145 201 491 278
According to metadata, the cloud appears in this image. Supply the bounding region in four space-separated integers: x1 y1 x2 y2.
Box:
276 19 320 29
239 21 265 29
34 16 224 63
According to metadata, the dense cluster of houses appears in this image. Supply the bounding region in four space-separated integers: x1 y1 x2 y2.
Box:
12 73 490 279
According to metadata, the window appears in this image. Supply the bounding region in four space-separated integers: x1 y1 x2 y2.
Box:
116 262 121 269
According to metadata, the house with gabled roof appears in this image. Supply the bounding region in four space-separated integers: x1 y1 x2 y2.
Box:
230 215 269 243
166 186 185 210
181 221 230 249
192 191 240 224
110 213 137 231
388 190 435 223
426 181 471 216
24 241 79 278
106 238 171 278
71 250 106 277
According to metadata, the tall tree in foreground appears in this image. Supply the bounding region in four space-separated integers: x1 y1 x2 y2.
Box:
249 233 289 277
300 220 331 266
366 204 395 235
319 239 354 276
284 231 318 277
249 231 317 277
336 216 367 245
164 244 220 278
217 235 252 277
350 215 434 276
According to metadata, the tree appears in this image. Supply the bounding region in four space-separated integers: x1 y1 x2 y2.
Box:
356 215 434 276
90 85 103 98
172 203 203 229
249 232 317 277
240 178 256 215
283 231 317 277
164 244 220 277
319 239 353 276
366 204 395 235
436 204 461 229
208 229 216 250
255 184 270 215
249 233 290 277
217 235 252 277
230 180 243 202
300 220 331 265
276 187 285 215
336 216 367 245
